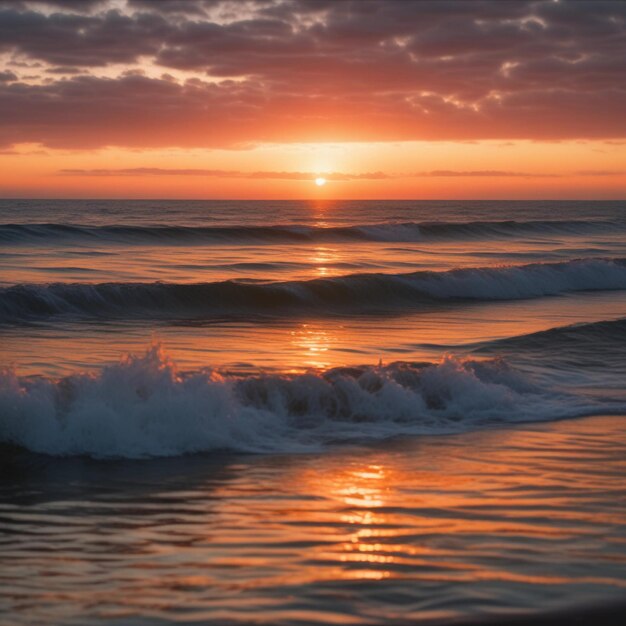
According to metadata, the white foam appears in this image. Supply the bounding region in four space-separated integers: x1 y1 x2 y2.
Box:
1 345 618 459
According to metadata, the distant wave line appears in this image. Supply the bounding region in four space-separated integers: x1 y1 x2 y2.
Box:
1 257 625 324
1 219 623 246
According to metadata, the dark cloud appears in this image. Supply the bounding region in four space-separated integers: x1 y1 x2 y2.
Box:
44 66 82 74
127 0 221 16
0 0 625 147
0 8 170 66
0 72 624 150
0 0 106 11
0 70 17 81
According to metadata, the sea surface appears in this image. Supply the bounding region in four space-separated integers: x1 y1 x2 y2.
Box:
1 199 625 625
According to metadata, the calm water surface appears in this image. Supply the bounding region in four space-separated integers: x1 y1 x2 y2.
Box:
1 415 626 625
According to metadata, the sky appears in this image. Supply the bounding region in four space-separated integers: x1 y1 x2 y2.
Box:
0 0 624 199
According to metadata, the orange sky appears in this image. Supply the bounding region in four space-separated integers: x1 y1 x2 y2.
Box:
2 140 624 199
0 0 625 199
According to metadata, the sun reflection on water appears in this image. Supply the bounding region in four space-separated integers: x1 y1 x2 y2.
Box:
310 245 341 278
289 323 337 369
6 417 625 624
317 463 402 580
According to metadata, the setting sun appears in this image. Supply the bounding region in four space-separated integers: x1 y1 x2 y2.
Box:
315 177 327 187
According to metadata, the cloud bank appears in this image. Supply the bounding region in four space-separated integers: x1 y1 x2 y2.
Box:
0 0 625 148
59 168 390 180
59 168 624 179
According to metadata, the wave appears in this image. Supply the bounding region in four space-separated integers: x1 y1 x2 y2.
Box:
1 258 625 323
2 345 621 459
470 316 626 381
479 317 626 352
0 219 621 246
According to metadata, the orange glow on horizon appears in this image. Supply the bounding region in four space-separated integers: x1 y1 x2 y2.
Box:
0 140 624 199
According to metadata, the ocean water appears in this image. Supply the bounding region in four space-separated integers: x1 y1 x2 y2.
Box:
1 199 626 624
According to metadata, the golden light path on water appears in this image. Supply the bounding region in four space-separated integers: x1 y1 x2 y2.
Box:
3 288 626 377
3 415 625 625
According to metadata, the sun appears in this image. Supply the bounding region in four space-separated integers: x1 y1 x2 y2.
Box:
315 177 327 187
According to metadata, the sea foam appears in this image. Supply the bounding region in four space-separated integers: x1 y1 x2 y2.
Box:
0 345 616 459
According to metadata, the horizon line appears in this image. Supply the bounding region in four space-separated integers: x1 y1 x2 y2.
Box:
0 197 624 202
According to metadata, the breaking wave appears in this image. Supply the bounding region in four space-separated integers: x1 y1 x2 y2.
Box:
1 258 626 323
0 219 621 246
1 345 619 459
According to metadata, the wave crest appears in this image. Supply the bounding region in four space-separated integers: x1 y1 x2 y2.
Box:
0 345 606 459
1 258 625 323
0 219 620 245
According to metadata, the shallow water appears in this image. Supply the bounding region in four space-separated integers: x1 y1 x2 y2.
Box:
2 415 626 625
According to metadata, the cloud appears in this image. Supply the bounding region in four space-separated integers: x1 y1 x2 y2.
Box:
0 0 625 148
45 66 82 74
59 167 391 180
0 1 108 12
58 167 625 180
418 170 560 178
0 7 170 67
576 169 626 176
127 0 219 16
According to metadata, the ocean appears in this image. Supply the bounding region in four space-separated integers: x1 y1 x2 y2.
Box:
1 199 625 625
